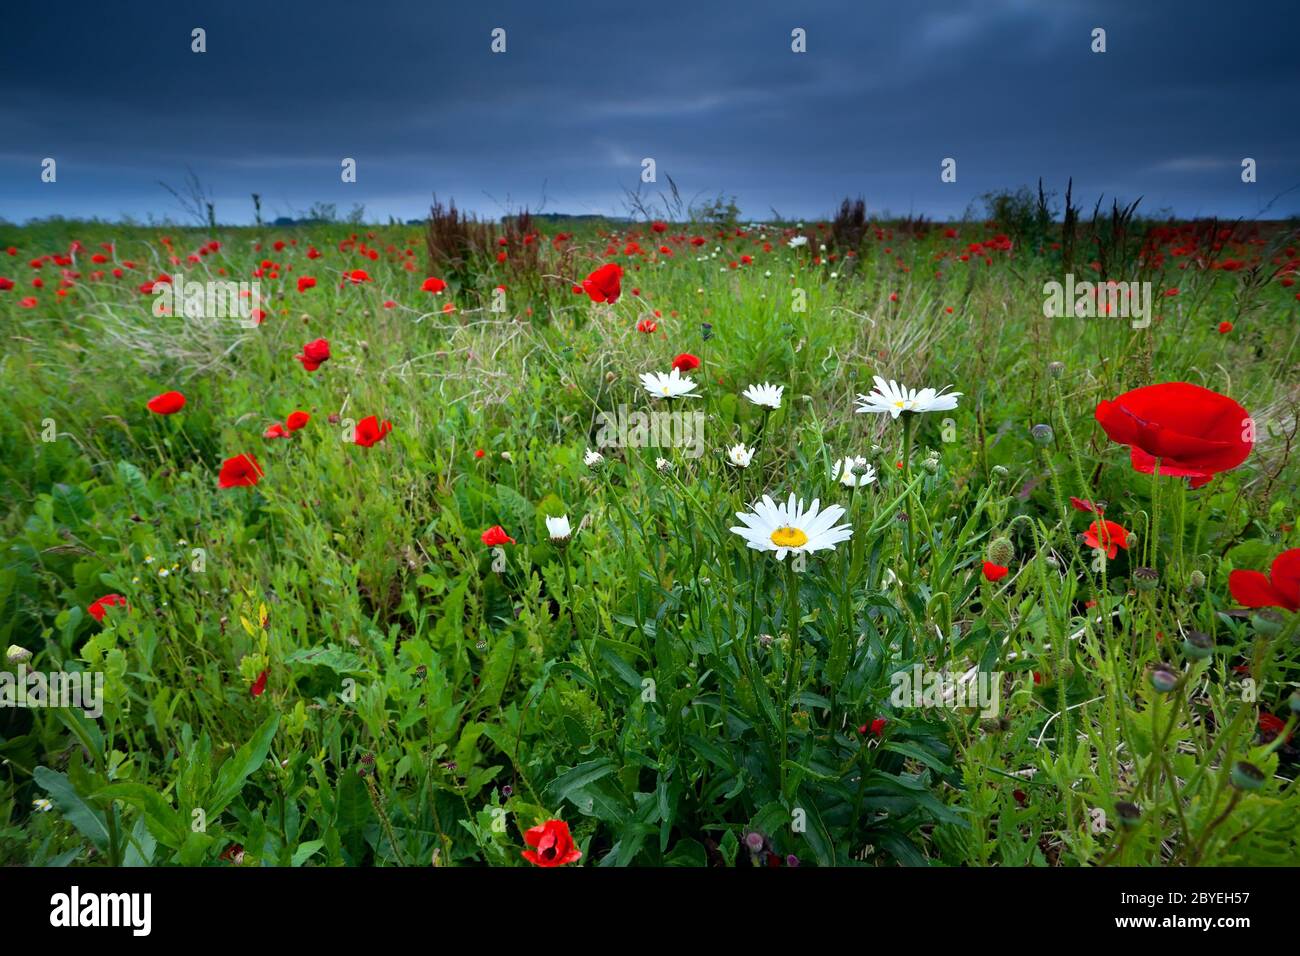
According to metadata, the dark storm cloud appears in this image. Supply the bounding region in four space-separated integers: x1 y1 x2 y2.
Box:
1 0 1296 224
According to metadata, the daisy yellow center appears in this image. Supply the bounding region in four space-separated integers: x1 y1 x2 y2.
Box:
770 526 808 548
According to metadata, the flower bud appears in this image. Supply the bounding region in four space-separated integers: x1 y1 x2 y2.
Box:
1030 424 1054 446
1132 567 1159 592
987 536 1016 567
1148 664 1179 694
5 644 31 665
1115 801 1142 828
991 464 1009 480
1230 761 1266 792
1182 630 1214 660
1186 569 1206 590
1047 361 1065 379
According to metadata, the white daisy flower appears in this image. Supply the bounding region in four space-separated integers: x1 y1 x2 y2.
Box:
788 236 808 248
640 367 699 400
158 568 170 578
726 443 755 468
545 514 573 542
742 382 784 410
33 798 53 813
730 493 853 561
854 376 962 418
584 448 605 469
832 456 878 488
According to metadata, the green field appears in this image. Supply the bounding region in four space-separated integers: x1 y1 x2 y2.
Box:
1 208 1297 867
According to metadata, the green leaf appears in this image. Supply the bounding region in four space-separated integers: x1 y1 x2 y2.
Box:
34 766 110 852
207 713 280 816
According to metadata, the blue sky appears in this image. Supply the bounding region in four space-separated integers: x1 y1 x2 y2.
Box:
2 0 1296 224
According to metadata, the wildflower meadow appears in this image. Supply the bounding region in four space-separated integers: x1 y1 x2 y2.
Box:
3 207 1297 876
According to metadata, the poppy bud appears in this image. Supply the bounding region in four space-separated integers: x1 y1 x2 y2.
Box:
1148 664 1180 694
1230 761 1266 792
1187 569 1206 589
1115 801 1142 828
987 536 1015 567
1132 567 1159 592
991 464 1009 480
922 456 939 474
1182 630 1214 660
1030 424 1054 446
1047 361 1065 379
1251 610 1284 637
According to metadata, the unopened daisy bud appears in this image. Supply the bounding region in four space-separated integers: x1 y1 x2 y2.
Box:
1115 801 1142 828
583 448 605 469
500 451 513 462
1148 664 1180 694
1030 423 1054 446
987 537 1015 567
1230 761 1266 792
545 514 572 544
1132 567 1159 592
1182 630 1214 660
990 464 1009 480
5 644 31 665
1187 569 1206 589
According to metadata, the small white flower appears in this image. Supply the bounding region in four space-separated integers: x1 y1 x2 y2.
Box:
545 514 573 542
726 443 755 468
144 555 155 564
788 236 808 249
584 448 605 469
500 451 513 462
831 456 878 488
730 493 853 561
742 382 784 410
158 568 170 578
33 798 53 813
854 376 962 419
655 457 673 473
640 367 699 400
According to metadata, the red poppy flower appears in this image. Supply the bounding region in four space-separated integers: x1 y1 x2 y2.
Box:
286 410 310 432
474 448 485 459
146 390 186 415
297 338 331 371
521 819 581 867
297 276 317 293
0 277 13 291
481 525 515 547
1083 519 1131 560
344 269 371 284
263 422 289 440
671 353 700 372
982 561 1009 582
421 276 447 293
218 454 264 488
87 593 129 623
1218 321 1233 334
636 318 657 333
1094 382 1252 488
19 297 37 308
582 263 622 304
250 670 268 698
1258 713 1290 742
1228 548 1300 611
856 717 888 737
1069 496 1102 515
353 415 392 447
